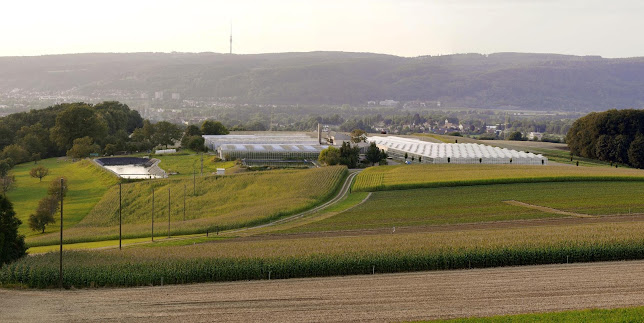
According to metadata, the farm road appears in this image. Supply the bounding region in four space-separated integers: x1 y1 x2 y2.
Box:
3 260 644 322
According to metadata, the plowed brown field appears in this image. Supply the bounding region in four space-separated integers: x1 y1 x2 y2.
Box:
2 260 644 322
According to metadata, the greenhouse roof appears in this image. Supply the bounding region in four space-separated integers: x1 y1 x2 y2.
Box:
367 136 545 160
218 144 328 152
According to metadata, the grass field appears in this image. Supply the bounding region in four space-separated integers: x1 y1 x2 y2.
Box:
25 166 347 246
6 218 644 288
433 306 644 322
352 164 644 192
151 152 236 177
282 181 644 233
7 158 119 237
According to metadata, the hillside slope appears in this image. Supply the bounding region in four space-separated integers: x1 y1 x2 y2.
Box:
2 52 644 110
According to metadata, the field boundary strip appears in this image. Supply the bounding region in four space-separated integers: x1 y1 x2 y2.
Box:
503 200 596 218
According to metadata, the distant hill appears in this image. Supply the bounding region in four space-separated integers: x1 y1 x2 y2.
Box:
2 51 644 111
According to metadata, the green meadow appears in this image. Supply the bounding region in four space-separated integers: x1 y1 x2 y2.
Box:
7 158 118 237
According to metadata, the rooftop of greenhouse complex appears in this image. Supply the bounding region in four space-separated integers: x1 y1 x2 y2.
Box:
368 136 548 165
204 133 327 162
203 133 319 150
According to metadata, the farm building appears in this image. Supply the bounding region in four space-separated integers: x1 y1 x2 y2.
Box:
368 136 547 165
203 133 327 163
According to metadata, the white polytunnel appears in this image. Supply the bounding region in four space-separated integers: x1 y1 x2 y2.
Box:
367 136 548 165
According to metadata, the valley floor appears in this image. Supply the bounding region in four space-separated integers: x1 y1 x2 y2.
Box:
2 260 644 322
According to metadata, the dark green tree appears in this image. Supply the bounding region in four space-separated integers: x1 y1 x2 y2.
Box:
184 136 206 152
365 142 382 166
1 144 30 165
66 136 100 159
507 131 523 141
28 195 58 234
0 195 27 265
153 122 182 149
0 159 11 178
339 142 360 168
184 125 202 137
628 134 644 169
50 104 108 150
201 120 229 135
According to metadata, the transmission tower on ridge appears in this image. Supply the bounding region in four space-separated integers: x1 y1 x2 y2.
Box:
229 22 232 54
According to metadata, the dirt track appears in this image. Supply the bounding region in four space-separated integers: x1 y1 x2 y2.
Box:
3 260 644 322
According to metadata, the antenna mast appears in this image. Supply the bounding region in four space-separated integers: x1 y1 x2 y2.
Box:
229 22 232 54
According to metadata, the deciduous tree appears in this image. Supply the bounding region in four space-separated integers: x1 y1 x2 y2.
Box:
66 136 100 159
29 165 49 182
153 122 182 149
28 196 58 233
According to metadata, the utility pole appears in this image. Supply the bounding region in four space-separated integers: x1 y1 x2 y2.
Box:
183 184 186 221
193 169 196 195
200 153 203 176
119 182 122 250
151 187 154 242
59 178 64 289
229 22 232 54
168 188 171 238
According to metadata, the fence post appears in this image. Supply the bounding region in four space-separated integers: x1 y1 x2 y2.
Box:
168 188 171 238
152 187 154 242
119 182 122 250
59 177 64 289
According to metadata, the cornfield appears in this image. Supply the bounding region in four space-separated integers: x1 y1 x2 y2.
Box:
352 164 644 192
6 219 644 288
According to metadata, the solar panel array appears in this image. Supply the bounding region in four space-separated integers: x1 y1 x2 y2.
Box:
367 136 547 165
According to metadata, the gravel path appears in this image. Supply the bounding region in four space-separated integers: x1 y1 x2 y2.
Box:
3 260 644 322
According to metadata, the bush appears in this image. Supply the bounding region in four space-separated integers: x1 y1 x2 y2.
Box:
507 131 524 141
478 133 496 140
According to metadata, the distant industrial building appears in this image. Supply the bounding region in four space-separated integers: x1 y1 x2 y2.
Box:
368 136 547 165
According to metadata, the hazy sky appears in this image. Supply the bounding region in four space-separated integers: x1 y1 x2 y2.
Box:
2 0 643 57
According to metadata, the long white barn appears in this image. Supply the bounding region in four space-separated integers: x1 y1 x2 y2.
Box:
368 136 547 165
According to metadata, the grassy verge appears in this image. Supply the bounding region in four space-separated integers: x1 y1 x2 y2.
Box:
430 306 644 322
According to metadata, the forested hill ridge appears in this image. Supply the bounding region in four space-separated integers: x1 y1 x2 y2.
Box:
2 51 644 111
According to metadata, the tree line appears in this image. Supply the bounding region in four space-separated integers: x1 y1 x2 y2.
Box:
567 109 644 168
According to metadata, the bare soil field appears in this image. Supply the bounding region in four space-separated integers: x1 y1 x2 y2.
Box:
2 260 644 322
